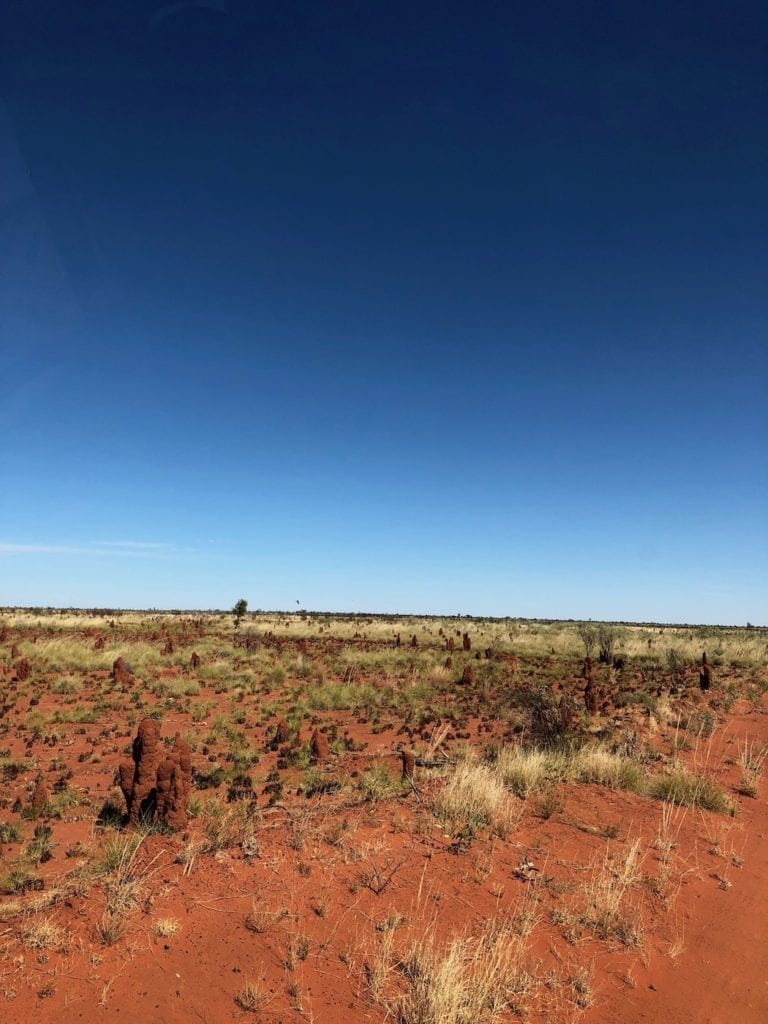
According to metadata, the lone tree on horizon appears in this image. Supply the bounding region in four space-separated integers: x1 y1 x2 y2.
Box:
232 598 248 630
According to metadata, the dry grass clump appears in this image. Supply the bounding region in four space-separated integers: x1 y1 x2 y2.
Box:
244 901 288 934
493 743 643 798
20 917 68 951
651 800 686 899
153 917 180 937
435 761 519 838
569 964 594 1009
495 746 553 798
571 745 644 792
94 834 160 944
235 978 269 1013
97 910 129 946
198 797 251 853
737 739 768 798
31 636 161 674
392 919 534 1023
0 899 23 921
582 839 644 946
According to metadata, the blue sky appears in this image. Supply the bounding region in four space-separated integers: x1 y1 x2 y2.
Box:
1 2 766 623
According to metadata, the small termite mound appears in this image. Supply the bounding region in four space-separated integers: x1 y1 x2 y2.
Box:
272 718 290 748
112 657 134 686
582 657 598 714
31 777 49 816
310 729 330 762
584 677 598 715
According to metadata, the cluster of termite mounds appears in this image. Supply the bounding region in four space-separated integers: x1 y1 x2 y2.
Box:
117 718 192 831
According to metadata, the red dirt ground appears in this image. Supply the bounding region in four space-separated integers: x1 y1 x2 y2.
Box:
1 620 766 1023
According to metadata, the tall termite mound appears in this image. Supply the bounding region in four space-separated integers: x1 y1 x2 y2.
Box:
582 657 598 715
699 651 713 692
117 718 192 830
156 735 192 831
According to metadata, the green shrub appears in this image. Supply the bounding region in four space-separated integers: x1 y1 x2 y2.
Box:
649 770 735 814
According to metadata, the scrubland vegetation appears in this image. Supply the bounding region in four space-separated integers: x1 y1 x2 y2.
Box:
0 608 766 1021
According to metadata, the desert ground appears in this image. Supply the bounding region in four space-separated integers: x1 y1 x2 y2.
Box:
1 609 766 1024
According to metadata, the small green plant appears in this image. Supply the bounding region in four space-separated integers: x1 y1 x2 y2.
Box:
650 769 735 815
26 824 54 864
358 764 402 801
532 784 562 820
1 868 37 894
95 833 143 876
0 759 30 782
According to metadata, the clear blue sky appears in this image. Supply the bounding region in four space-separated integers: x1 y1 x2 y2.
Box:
1 2 765 623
